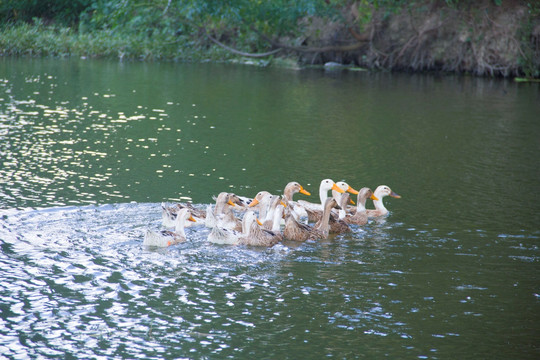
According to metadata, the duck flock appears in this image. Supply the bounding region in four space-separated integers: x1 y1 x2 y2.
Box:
144 179 401 248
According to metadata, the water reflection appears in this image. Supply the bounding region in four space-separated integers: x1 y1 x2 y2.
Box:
1 58 539 358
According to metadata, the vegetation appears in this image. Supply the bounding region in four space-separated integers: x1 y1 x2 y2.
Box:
0 0 539 77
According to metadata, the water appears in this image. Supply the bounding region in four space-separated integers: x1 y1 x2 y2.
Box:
0 58 539 358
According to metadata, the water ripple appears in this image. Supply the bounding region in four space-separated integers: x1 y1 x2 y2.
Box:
0 202 538 358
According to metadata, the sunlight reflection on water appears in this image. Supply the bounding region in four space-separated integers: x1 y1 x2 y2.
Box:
1 59 539 358
0 201 538 358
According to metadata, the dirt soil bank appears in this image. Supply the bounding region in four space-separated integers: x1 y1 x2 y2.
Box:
293 1 539 77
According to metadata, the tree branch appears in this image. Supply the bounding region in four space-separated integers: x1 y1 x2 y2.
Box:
204 30 282 58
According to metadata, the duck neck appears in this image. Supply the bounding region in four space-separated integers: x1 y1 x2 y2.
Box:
373 196 387 212
214 199 227 216
331 189 342 204
272 206 284 232
319 186 329 205
174 218 187 237
317 201 333 233
242 218 253 236
259 198 270 220
264 205 274 223
283 187 294 202
356 195 367 213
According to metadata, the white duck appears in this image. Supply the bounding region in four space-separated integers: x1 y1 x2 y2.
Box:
306 180 359 223
144 208 196 247
247 191 273 220
367 185 401 217
262 195 286 231
334 181 359 207
297 179 345 222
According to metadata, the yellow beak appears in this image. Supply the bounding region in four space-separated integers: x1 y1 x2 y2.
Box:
227 200 236 207
248 198 259 207
332 183 345 193
299 186 311 196
256 218 263 226
188 215 197 222
370 194 379 201
347 186 359 195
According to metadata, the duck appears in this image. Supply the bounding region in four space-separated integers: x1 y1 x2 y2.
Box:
280 181 311 220
239 210 283 246
284 197 340 242
343 187 378 225
161 202 205 228
246 191 273 220
304 180 358 224
325 192 352 234
161 191 243 228
366 185 401 217
205 192 244 230
282 181 311 202
335 181 359 200
270 204 286 234
144 208 196 247
208 211 281 247
262 195 286 231
297 179 345 222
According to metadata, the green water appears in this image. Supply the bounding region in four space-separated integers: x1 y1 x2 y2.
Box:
0 58 539 358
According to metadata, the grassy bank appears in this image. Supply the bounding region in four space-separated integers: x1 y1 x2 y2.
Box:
1 1 539 77
0 21 236 62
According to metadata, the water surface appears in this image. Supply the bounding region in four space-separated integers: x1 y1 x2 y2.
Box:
0 58 539 358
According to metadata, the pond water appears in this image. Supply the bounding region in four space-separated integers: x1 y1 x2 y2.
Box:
0 58 539 358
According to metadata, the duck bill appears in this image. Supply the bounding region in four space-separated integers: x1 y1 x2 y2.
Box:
280 201 288 207
248 198 259 207
390 192 401 199
256 218 263 226
370 194 379 201
332 183 345 193
299 186 311 196
188 215 197 222
227 200 236 207
349 198 356 205
347 186 359 195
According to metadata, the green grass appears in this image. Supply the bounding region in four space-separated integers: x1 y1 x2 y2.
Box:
0 22 240 62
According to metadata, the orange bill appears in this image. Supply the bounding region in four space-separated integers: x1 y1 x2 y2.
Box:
188 215 197 222
347 186 359 195
227 200 236 207
370 194 379 201
332 183 345 193
248 198 259 207
299 186 311 196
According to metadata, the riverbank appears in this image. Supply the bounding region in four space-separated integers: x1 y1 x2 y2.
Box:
1 1 538 78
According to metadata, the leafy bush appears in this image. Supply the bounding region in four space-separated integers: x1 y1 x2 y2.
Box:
0 0 93 25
